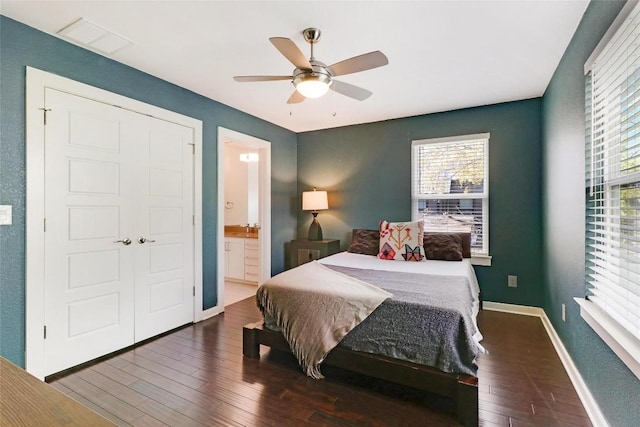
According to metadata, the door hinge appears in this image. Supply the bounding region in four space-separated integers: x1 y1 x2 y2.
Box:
188 143 195 154
39 107 52 125
44 218 47 232
44 325 47 339
193 286 195 297
193 215 195 226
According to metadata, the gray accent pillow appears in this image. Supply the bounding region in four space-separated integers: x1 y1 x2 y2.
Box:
423 233 464 261
347 229 380 256
424 232 471 258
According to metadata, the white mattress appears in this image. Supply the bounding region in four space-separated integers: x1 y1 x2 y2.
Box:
319 251 481 298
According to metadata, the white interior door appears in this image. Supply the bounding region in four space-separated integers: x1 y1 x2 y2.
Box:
44 88 137 374
133 117 194 342
42 88 194 375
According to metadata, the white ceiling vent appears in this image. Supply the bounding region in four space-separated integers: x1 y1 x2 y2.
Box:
57 18 133 55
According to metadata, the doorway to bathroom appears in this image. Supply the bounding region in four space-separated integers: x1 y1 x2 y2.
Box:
217 127 271 308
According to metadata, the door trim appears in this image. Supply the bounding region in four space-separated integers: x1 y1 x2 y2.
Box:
216 127 271 311
25 67 204 379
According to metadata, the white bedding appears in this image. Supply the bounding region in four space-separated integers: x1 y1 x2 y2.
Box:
320 251 480 302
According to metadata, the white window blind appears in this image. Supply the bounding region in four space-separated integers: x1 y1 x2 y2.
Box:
585 1 640 352
411 134 489 256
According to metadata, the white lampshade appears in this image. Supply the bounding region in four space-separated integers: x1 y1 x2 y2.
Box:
302 190 328 211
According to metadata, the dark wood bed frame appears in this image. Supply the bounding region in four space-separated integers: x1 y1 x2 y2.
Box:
243 321 478 426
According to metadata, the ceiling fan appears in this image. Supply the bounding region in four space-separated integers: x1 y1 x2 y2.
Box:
233 28 388 104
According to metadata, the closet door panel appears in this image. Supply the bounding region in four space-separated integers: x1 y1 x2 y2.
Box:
133 117 194 342
43 89 136 376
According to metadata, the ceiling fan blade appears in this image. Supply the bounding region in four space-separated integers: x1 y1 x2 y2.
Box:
234 75 292 82
270 37 312 69
287 90 305 104
329 51 389 77
330 80 372 101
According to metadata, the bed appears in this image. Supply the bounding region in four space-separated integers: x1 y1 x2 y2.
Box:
243 229 484 426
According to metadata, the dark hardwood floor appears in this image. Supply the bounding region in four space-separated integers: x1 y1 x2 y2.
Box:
50 298 592 426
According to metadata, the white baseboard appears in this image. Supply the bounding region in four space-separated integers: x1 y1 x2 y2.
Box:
484 301 608 427
483 301 543 317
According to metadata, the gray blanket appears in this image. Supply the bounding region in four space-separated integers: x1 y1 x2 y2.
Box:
256 261 392 378
326 265 483 376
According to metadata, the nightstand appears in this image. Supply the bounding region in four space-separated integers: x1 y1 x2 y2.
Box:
289 239 340 268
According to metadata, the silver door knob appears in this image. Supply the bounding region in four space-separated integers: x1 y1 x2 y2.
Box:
137 237 156 244
115 238 132 246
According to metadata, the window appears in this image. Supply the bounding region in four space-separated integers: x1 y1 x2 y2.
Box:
411 133 490 263
582 0 640 379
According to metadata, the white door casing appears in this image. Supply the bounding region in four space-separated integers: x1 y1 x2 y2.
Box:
216 127 272 310
25 67 203 380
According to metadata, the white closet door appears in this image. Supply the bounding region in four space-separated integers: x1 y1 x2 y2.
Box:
43 88 136 375
133 116 194 342
42 89 194 376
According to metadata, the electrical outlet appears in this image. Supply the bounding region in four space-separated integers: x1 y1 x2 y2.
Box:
508 275 517 288
562 303 566 322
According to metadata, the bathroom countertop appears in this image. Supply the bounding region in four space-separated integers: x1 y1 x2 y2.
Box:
224 225 259 239
224 231 259 239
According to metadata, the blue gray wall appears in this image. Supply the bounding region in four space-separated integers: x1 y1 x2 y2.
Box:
297 99 543 307
542 1 640 426
0 16 298 367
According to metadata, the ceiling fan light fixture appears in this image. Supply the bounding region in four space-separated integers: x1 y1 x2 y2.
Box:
294 73 332 98
234 27 388 103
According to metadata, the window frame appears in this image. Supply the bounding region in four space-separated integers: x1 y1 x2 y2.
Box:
411 133 491 266
580 0 640 380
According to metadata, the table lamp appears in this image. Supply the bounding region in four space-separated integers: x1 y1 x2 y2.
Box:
302 188 328 241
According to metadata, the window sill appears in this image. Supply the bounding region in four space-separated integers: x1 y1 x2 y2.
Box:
574 297 640 380
471 255 492 266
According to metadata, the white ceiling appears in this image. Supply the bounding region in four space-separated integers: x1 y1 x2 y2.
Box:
1 1 589 133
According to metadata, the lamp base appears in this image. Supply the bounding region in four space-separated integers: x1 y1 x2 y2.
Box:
308 214 323 241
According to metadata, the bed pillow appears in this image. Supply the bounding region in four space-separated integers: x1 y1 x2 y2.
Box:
423 233 464 261
424 232 471 258
378 220 425 261
347 229 380 256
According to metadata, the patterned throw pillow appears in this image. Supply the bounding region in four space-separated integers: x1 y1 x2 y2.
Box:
378 220 425 261
347 229 380 256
